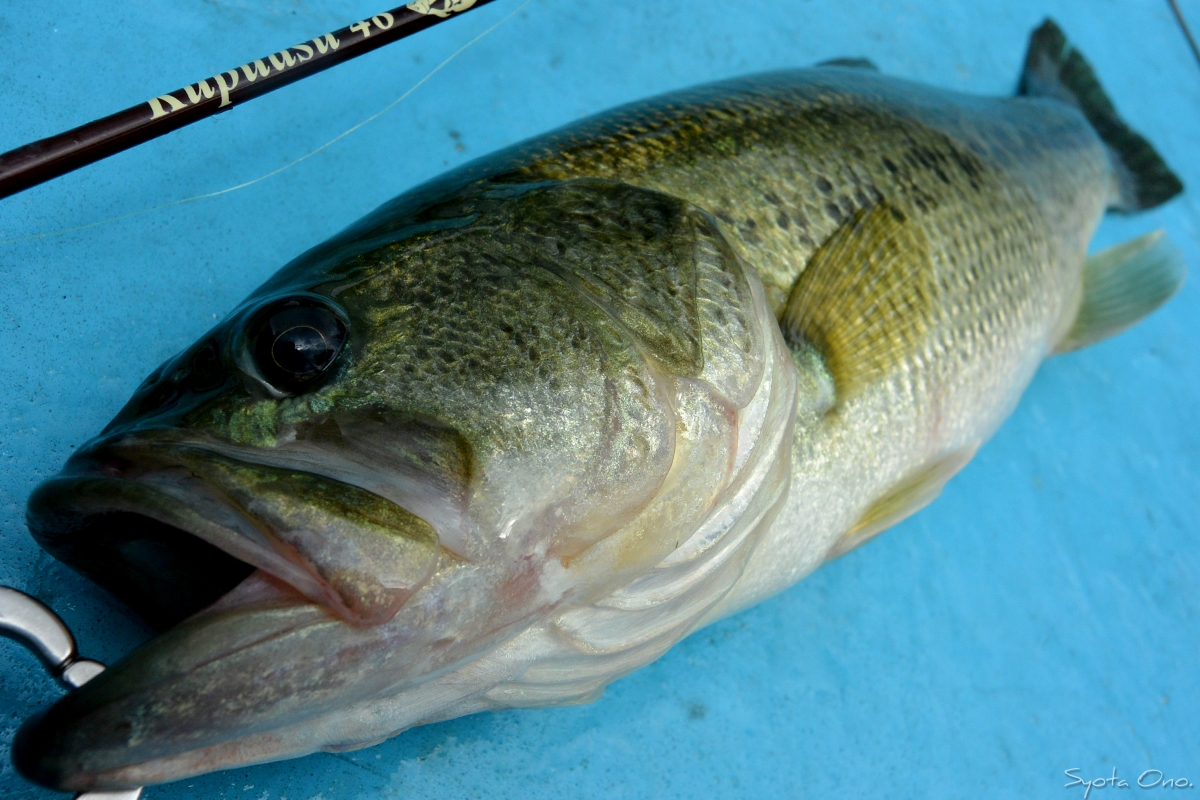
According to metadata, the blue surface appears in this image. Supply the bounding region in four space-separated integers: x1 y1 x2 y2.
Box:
1 1 1197 797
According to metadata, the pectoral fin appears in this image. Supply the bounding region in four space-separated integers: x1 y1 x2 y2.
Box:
1054 229 1186 354
782 201 936 400
827 443 978 560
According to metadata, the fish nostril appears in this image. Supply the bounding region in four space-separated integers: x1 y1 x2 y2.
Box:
136 376 185 416
137 366 164 392
185 339 226 393
133 341 228 418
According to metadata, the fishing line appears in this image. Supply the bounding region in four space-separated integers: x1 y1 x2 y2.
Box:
0 0 532 248
1168 0 1200 70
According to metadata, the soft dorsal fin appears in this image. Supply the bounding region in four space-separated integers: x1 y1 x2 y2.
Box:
827 443 978 560
1054 229 1186 354
781 201 935 399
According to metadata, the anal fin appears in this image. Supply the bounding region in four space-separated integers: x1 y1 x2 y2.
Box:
827 443 978 560
1054 229 1186 354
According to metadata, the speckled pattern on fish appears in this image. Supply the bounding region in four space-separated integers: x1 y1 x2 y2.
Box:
12 22 1185 794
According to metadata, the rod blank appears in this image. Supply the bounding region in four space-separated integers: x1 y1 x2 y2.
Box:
0 0 495 200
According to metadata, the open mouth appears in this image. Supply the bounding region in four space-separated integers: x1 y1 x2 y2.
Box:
27 438 442 631
28 487 254 631
16 436 455 792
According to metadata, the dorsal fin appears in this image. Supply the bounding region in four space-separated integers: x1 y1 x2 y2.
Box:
1054 229 1186 353
816 57 879 72
781 201 935 400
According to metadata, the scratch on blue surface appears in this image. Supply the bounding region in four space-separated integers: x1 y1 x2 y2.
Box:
0 0 1198 798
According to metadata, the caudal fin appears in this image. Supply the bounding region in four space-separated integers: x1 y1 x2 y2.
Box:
1018 18 1183 212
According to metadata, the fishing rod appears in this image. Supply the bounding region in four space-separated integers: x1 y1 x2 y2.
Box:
0 0 495 201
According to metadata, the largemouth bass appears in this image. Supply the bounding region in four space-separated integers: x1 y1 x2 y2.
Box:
14 19 1185 792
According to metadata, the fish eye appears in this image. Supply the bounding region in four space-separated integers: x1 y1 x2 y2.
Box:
250 297 348 394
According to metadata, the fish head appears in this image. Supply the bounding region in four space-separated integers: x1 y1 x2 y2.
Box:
15 178 788 791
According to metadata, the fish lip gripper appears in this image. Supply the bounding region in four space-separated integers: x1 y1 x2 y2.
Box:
0 585 144 800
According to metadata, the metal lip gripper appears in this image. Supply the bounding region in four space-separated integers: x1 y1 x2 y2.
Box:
0 585 143 800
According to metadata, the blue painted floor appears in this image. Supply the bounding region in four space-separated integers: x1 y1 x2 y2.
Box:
1 1 1197 797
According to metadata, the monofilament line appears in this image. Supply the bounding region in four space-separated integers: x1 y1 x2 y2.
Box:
0 0 531 248
1168 0 1200 70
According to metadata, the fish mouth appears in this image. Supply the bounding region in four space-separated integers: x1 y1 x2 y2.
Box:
27 438 442 629
15 437 445 792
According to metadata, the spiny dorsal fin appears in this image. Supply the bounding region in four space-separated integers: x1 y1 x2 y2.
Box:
781 201 935 399
1054 229 1186 354
827 443 978 560
1018 18 1183 211
816 57 879 72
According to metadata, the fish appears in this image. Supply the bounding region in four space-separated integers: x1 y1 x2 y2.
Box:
11 19 1185 793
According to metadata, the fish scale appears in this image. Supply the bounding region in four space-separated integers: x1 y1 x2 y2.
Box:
13 21 1186 792
484 66 1111 609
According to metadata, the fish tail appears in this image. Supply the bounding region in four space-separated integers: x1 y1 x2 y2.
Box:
1018 18 1183 212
